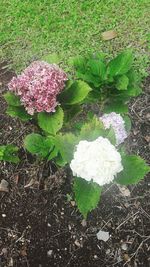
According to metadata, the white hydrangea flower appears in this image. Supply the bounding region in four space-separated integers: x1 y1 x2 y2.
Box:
70 137 123 186
100 112 127 146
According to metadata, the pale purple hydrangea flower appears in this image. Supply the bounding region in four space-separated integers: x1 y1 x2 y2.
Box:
8 61 68 115
100 112 127 145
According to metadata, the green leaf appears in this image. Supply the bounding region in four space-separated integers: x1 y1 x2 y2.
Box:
55 154 67 167
116 75 129 90
126 69 142 96
86 90 101 103
0 144 20 163
79 116 106 141
47 146 59 161
108 49 133 77
73 177 102 218
0 146 6 160
6 106 31 121
87 59 106 80
127 86 142 96
115 155 150 185
105 127 116 145
70 56 87 73
123 115 132 133
4 92 21 106
55 133 78 163
24 133 54 158
104 100 128 114
38 107 64 135
64 105 82 122
59 80 92 105
76 72 101 87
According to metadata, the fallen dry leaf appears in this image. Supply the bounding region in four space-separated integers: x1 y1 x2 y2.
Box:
117 184 131 197
144 136 150 143
102 30 117 41
0 179 9 192
70 201 76 207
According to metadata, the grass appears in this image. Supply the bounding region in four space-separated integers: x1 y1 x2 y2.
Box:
0 0 149 73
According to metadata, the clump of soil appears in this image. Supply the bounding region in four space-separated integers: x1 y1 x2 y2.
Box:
0 63 150 267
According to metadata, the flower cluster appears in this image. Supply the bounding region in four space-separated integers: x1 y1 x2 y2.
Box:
70 137 123 186
100 112 127 145
8 61 67 115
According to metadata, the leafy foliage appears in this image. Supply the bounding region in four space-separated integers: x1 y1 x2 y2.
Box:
3 49 149 219
4 92 21 106
115 155 150 185
116 75 129 91
38 107 64 135
73 177 102 218
79 116 116 145
6 105 31 121
59 80 92 105
24 134 54 158
0 144 20 163
107 49 133 76
72 50 142 113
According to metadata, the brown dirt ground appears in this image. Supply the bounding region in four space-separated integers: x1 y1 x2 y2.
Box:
0 62 150 267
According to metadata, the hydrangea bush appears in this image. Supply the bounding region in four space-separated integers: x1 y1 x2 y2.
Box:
8 61 68 115
3 50 150 218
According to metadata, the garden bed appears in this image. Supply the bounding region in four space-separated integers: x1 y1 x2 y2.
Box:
0 62 150 267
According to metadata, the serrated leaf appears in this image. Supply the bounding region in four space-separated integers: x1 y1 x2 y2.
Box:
73 177 102 218
4 92 21 106
64 105 82 122
79 116 106 141
104 100 128 114
47 146 59 161
38 107 64 135
86 90 101 103
126 69 142 96
87 59 106 80
24 133 54 158
6 105 31 121
76 72 101 87
127 86 142 97
1 144 20 163
70 56 87 73
115 155 150 185
105 127 116 145
55 133 78 163
116 75 129 90
55 154 67 167
59 80 92 105
123 115 132 133
108 50 133 76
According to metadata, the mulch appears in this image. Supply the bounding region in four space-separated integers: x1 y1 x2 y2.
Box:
0 62 150 267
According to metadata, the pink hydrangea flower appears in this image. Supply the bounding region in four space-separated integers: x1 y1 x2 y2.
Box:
8 61 68 115
100 112 127 145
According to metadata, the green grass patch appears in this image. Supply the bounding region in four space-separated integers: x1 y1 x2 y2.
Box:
0 0 149 74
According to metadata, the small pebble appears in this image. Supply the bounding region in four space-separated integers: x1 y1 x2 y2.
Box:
121 243 128 251
2 214 6 218
94 255 98 259
47 250 53 257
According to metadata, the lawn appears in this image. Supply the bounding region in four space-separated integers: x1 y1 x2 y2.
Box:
0 0 149 73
